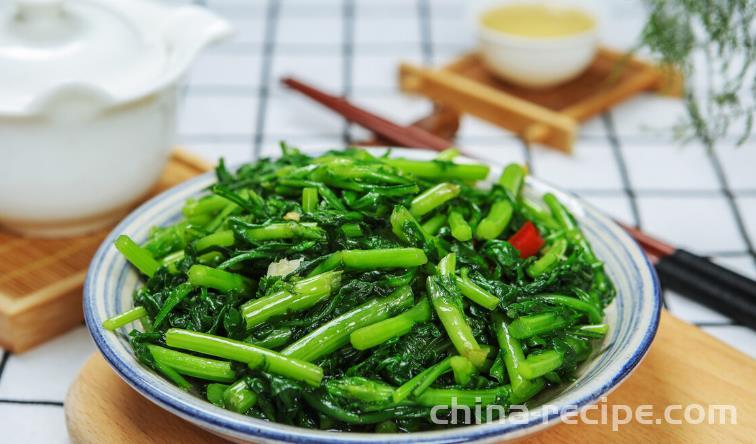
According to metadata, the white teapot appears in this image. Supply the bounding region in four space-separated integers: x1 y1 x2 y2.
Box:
0 0 232 237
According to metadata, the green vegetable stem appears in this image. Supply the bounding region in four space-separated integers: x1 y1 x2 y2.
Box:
350 298 431 350
188 264 255 295
115 235 160 277
429 254 488 368
281 286 414 362
410 182 461 217
165 328 323 387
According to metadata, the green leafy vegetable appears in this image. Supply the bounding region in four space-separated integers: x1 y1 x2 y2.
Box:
103 145 614 432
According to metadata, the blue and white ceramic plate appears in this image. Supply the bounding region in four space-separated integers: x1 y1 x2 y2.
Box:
84 148 661 443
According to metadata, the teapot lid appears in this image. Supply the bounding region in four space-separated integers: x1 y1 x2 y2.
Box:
0 0 232 115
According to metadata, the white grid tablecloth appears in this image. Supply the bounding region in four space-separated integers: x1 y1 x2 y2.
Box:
2 0 755 441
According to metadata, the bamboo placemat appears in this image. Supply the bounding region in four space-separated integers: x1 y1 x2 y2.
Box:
0 150 212 353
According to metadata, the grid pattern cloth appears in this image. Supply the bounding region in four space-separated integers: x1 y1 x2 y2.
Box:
2 1 755 442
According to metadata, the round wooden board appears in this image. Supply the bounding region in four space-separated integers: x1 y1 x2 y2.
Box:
65 354 225 444
65 312 755 443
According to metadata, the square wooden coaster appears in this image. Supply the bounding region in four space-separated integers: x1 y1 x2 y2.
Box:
0 150 211 352
400 48 682 152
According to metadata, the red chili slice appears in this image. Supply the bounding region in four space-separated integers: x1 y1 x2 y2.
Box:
508 221 545 258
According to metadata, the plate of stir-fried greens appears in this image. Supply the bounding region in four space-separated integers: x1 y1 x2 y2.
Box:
85 145 660 442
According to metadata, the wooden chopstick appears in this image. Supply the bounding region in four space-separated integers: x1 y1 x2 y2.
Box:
615 221 675 258
281 77 453 151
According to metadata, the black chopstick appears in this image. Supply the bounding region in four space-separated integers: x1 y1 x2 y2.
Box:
622 223 756 329
654 250 756 329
